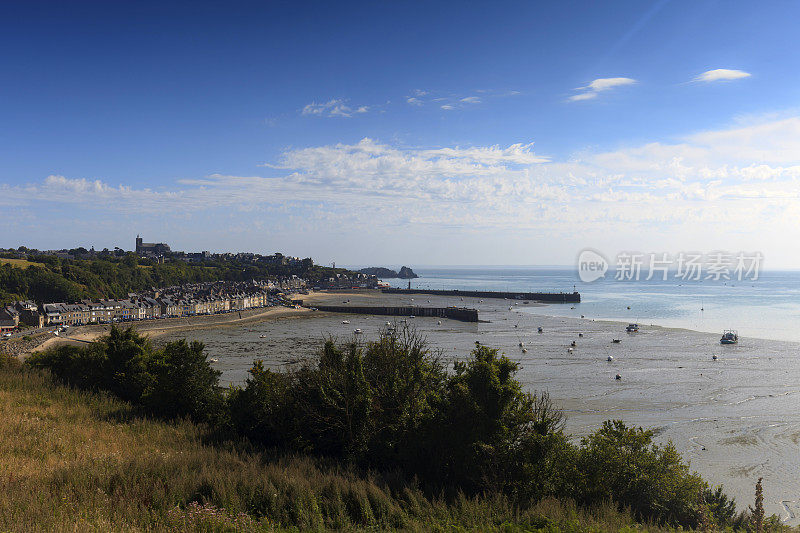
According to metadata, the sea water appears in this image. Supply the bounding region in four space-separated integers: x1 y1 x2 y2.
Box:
379 267 800 342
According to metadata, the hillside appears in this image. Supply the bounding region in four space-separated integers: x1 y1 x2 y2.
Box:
0 253 351 305
0 354 693 532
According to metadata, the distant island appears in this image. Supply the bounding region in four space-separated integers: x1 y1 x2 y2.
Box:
359 266 418 279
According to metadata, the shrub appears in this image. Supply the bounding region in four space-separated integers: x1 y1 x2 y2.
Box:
575 420 706 527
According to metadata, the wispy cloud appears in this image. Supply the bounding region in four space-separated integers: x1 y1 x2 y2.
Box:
693 68 751 83
569 77 637 102
407 89 515 110
301 98 370 118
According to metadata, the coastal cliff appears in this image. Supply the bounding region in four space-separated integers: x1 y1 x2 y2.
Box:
359 266 419 279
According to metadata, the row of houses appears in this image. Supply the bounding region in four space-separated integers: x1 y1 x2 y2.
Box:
41 289 286 327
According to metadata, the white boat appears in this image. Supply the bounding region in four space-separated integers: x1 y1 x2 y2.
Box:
353 328 363 334
342 320 350 324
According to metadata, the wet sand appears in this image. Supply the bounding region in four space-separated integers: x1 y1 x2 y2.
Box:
157 290 800 524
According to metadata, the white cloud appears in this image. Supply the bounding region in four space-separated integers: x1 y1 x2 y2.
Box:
460 96 481 104
440 104 455 110
301 98 371 118
11 115 800 264
694 69 751 83
569 77 637 102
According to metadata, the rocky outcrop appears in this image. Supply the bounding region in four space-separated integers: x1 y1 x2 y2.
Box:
397 266 418 279
359 266 419 279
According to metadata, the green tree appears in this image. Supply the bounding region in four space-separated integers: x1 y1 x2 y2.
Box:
142 339 223 422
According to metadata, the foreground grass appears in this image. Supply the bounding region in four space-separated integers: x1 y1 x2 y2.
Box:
0 358 773 532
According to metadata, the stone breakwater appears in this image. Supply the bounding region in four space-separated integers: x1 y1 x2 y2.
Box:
312 305 479 322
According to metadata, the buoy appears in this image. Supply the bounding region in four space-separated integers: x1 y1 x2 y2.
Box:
581 315 585 318
615 373 622 380
627 306 631 310
607 355 613 361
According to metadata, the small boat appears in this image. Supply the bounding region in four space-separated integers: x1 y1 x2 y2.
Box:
521 348 527 353
712 354 718 361
578 333 583 337
612 339 621 344
626 323 639 333
209 358 219 363
627 306 631 310
523 301 529 304
720 330 738 345
353 328 363 334
518 342 524 347
437 320 441 325
537 327 543 333
615 373 622 380
570 306 575 309
570 341 576 347
385 322 391 326
342 320 350 324
607 355 613 361
508 306 513 310
567 347 573 353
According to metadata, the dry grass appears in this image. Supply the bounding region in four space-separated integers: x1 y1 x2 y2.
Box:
0 257 45 269
0 358 723 532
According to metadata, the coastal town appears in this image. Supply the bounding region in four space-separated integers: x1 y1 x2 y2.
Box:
0 235 390 335
0 280 301 334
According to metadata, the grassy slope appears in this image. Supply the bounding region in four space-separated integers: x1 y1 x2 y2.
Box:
0 258 45 269
0 359 709 532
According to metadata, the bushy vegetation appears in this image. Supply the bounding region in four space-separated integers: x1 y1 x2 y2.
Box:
24 326 787 531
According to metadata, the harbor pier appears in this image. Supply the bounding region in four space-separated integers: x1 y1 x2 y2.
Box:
381 288 580 303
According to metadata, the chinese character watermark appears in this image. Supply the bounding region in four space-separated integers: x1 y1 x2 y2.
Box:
576 249 763 282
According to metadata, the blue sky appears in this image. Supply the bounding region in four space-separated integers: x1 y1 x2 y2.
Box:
3 1 800 266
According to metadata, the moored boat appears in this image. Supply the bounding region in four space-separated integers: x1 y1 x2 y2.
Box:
720 330 738 344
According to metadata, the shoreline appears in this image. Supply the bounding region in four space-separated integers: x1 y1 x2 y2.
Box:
20 290 376 357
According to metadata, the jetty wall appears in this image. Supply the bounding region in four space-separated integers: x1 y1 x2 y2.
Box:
381 288 581 303
312 305 478 322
